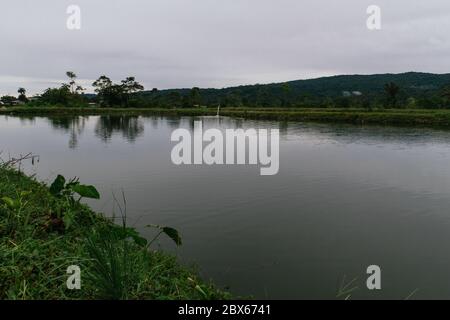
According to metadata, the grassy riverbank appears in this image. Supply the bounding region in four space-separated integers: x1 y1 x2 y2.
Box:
2 106 450 127
0 166 230 300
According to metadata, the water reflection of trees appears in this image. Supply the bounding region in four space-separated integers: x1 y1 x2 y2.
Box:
47 116 87 149
94 116 144 143
47 115 145 147
18 116 37 126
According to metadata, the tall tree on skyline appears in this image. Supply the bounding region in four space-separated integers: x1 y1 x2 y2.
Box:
17 87 28 102
66 71 77 94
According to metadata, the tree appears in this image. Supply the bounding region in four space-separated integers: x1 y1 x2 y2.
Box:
384 82 400 108
93 76 116 107
92 75 113 92
66 71 84 94
66 71 77 93
40 86 72 105
18 88 28 103
441 86 450 107
442 87 450 99
121 77 144 107
76 86 85 94
190 87 202 107
221 93 243 107
121 77 144 94
92 75 144 107
169 92 182 108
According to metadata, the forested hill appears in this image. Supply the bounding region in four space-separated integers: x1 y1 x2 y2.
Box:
283 72 450 96
138 72 450 108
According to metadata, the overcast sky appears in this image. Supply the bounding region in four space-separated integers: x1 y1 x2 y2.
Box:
1 0 450 95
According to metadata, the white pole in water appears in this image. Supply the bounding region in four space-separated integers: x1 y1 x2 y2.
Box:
217 104 220 117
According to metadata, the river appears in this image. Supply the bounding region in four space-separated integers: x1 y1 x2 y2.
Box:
2 114 450 299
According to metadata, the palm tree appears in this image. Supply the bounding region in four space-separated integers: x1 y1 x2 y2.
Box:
17 87 28 102
384 82 400 108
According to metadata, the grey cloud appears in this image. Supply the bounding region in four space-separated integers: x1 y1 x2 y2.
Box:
0 0 449 95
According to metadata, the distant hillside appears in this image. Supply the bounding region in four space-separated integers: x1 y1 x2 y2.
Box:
138 72 450 108
284 72 450 96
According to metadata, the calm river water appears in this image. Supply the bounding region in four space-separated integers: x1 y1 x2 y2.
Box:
2 114 450 299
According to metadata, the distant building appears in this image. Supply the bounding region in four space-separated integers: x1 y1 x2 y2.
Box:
342 91 363 97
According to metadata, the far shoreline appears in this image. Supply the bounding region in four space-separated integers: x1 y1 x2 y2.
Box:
2 106 450 128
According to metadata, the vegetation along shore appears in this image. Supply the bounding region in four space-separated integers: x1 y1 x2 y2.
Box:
0 163 231 299
3 106 450 128
2 71 450 128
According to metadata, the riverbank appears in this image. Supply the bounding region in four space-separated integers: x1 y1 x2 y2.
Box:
0 166 230 299
2 106 450 127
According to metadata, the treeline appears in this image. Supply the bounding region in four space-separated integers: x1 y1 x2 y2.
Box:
0 72 146 108
2 71 450 109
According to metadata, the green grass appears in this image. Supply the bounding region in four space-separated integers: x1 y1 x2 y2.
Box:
2 106 450 127
0 166 231 300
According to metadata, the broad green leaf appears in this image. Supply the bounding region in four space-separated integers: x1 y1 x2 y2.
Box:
162 227 182 246
147 224 182 246
49 175 66 196
65 178 80 189
70 184 100 199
